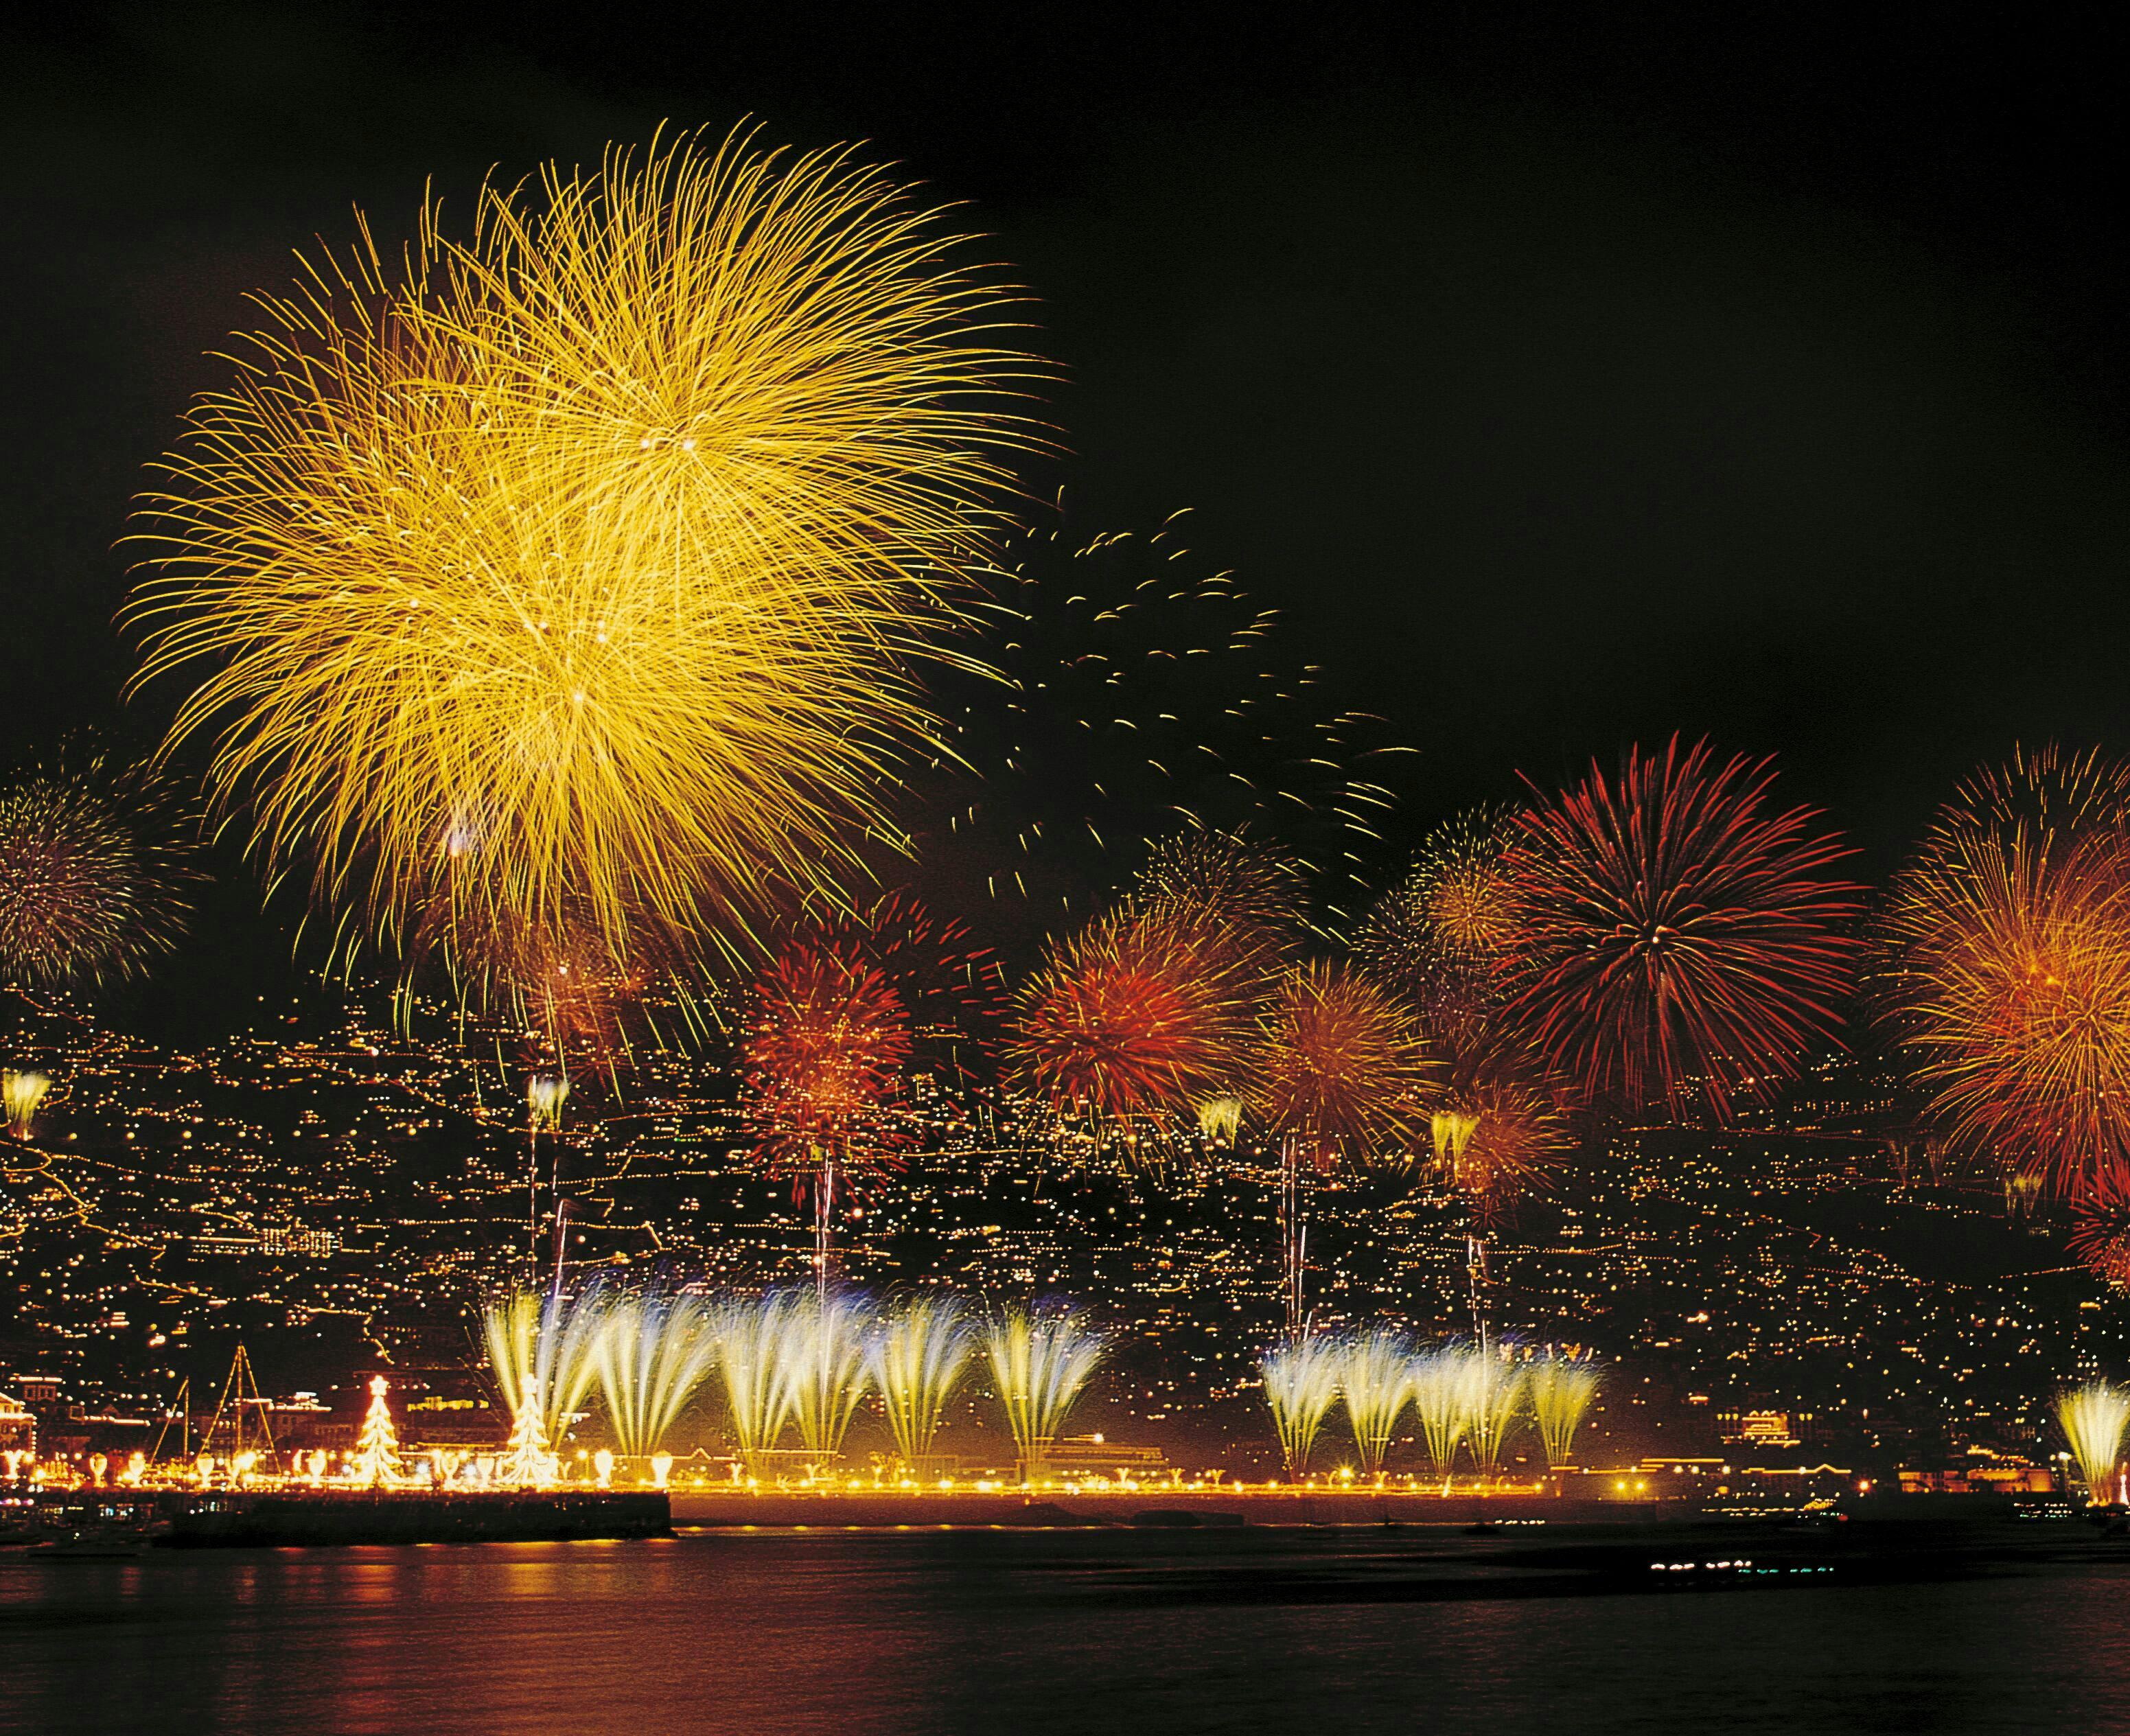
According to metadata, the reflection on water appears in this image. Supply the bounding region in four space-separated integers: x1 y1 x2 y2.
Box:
2 1525 2129 1735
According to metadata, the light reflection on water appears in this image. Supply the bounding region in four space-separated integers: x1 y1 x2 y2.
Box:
1 1527 2128 1735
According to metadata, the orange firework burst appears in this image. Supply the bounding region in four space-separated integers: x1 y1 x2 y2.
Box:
1882 745 2130 1197
741 943 912 1177
1007 901 1251 1129
1507 737 1863 1117
1249 961 1434 1169
442 907 669 1078
1431 1069 1569 1229
1359 807 1520 1042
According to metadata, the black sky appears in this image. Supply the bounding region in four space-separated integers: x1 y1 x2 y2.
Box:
5 3 2129 1025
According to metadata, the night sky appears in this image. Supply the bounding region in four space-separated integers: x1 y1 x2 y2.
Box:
8 5 2130 1026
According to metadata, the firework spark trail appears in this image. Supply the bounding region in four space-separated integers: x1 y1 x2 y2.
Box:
444 906 673 1078
867 1296 973 1466
1884 746 2130 1199
0 745 198 989
596 1291 719 1459
715 1293 800 1470
914 512 1410 931
128 128 1043 977
984 1306 1104 1477
1525 1352 1602 1468
776 1293 874 1459
1457 1345 1524 1477
1259 1333 1343 1478
1409 1348 1470 1481
3 1072 49 1139
1337 1328 1413 1477
1132 832 1308 967
525 1073 569 1276
823 892 1006 1080
1434 1075 1569 1233
1507 736 1862 1118
2057 1380 2130 1503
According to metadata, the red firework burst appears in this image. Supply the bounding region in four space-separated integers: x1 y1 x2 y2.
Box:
1250 960 1435 1170
1007 903 1249 1126
2070 1168 2130 1289
1507 736 1863 1117
824 892 1006 1076
741 942 912 1176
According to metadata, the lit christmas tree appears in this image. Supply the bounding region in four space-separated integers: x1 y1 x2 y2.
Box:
349 1375 403 1486
500 1381 558 1488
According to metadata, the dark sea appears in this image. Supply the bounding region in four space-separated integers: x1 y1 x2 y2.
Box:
2 1520 2126 1734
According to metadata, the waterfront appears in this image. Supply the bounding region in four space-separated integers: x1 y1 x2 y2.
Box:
3 1524 2129 1734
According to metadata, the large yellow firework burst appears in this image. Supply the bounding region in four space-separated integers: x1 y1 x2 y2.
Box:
128 128 1043 971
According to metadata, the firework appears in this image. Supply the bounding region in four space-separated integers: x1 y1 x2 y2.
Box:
1259 1334 1343 1478
742 942 912 1288
1358 807 1519 1025
984 1306 1105 1477
1456 1346 1524 1477
1196 1096 1245 1146
524 1072 570 1274
910 510 1409 936
1008 902 1253 1133
2057 1380 2130 1504
2070 1172 2130 1288
743 945 912 1170
1409 1348 1469 1479
483 1287 612 1468
595 1291 719 1459
1434 1075 1569 1231
445 905 671 1076
1133 831 1308 964
3 1072 49 1139
1337 1329 1413 1476
1883 747 2130 1197
1249 962 1433 1168
1507 737 1862 1117
1525 1352 1601 1468
824 893 1006 1078
776 1293 874 1459
713 1293 800 1470
129 128 1041 975
0 745 197 989
867 1296 972 1466
527 1074 569 1131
